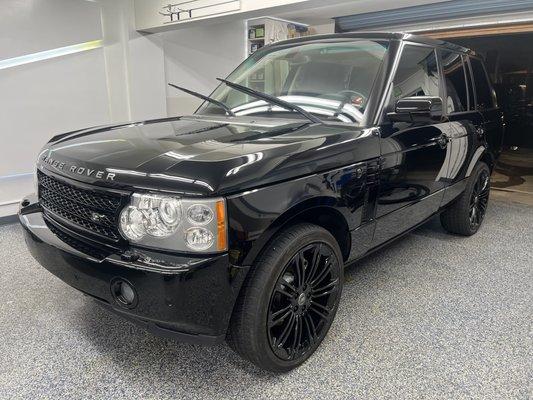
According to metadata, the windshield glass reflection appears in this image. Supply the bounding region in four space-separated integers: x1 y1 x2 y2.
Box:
197 40 389 124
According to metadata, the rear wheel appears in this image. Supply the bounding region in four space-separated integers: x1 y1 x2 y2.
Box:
227 223 343 372
440 162 490 236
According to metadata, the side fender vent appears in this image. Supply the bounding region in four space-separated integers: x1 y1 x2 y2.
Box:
361 159 380 224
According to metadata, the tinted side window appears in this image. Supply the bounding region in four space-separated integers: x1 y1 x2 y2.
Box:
470 57 494 109
441 51 468 113
391 45 440 104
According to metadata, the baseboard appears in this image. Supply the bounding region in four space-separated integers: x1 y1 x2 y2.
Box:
0 214 18 226
0 172 33 221
0 202 20 219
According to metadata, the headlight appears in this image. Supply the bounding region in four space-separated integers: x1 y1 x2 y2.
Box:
186 204 213 225
119 193 227 253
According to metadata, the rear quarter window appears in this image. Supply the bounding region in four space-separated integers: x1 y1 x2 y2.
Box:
470 57 495 110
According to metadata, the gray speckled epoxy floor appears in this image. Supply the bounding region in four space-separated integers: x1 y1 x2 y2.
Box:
0 199 532 399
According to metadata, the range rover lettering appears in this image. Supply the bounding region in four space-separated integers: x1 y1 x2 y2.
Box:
19 33 502 372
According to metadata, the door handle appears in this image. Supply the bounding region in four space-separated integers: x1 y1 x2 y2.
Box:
437 134 449 149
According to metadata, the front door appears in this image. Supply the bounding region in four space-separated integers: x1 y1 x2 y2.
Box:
374 44 450 246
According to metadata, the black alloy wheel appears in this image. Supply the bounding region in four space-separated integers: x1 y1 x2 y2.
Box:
227 223 343 372
440 162 491 236
469 169 490 229
267 242 341 361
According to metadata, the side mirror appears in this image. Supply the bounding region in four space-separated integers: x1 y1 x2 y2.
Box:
387 96 443 123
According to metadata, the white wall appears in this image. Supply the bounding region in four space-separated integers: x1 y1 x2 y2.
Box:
0 0 169 218
311 22 335 34
0 0 111 217
0 0 350 218
0 0 101 60
127 32 167 120
162 21 246 115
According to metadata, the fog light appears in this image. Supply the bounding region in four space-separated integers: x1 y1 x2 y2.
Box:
111 279 137 308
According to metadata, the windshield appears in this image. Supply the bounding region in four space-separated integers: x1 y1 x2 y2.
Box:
197 39 389 124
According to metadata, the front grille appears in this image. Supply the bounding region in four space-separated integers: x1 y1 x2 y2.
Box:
38 170 125 243
45 218 111 260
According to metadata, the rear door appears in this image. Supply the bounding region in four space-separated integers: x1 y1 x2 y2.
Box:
374 43 449 246
469 56 504 159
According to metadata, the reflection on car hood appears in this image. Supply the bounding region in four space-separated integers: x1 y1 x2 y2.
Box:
38 115 371 196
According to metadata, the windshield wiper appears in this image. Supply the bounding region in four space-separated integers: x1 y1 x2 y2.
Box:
168 83 235 116
216 78 322 124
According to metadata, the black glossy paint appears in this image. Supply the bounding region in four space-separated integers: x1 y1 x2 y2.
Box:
20 33 503 342
38 117 377 197
20 205 247 342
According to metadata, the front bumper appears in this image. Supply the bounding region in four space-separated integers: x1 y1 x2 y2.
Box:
19 196 248 344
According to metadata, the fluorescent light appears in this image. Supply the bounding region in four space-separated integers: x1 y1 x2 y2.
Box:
0 39 103 71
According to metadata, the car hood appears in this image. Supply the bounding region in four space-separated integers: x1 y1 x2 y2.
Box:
38 115 373 196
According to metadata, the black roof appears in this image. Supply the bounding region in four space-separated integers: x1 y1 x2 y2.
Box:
268 32 473 55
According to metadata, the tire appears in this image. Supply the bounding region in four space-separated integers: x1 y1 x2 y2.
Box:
440 162 491 236
227 223 344 372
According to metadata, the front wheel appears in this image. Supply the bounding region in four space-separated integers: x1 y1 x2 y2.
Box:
440 162 491 236
227 223 343 372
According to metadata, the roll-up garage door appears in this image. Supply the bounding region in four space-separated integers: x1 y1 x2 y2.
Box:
334 0 533 33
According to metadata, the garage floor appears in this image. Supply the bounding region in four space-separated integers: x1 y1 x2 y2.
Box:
491 148 533 206
0 199 531 399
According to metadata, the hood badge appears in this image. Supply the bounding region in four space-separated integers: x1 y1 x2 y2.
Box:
41 155 116 181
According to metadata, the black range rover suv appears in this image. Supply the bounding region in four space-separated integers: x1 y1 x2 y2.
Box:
20 33 503 372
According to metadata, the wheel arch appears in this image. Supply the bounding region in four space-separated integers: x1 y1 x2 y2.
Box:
466 146 495 177
241 197 352 267
479 151 495 172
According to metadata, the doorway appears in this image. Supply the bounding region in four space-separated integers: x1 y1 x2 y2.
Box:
425 28 533 205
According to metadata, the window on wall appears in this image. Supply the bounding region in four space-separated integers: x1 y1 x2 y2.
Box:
390 45 440 106
441 51 469 113
470 57 495 109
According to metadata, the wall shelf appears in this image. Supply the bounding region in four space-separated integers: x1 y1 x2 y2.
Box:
246 17 309 56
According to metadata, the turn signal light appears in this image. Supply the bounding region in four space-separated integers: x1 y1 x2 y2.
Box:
216 200 227 251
